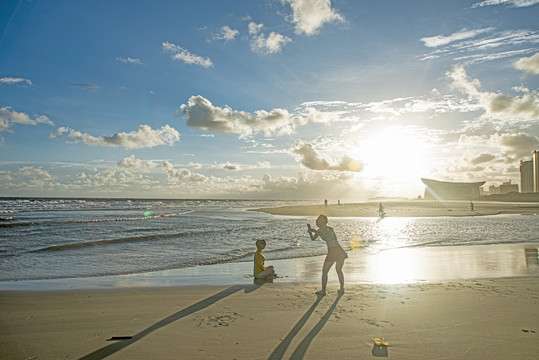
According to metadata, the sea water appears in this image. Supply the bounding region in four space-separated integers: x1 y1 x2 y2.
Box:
1 198 538 281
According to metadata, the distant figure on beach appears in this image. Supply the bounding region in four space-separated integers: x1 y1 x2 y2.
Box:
254 240 276 280
307 215 348 295
470 201 474 211
324 199 328 207
378 202 385 218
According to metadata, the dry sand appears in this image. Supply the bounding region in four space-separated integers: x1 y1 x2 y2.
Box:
1 278 538 359
251 200 539 218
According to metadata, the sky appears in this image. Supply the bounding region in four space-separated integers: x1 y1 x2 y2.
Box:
0 0 538 201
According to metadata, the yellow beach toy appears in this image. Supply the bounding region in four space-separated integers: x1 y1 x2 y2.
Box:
373 337 389 346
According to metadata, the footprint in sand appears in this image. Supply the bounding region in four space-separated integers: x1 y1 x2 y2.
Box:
195 312 241 328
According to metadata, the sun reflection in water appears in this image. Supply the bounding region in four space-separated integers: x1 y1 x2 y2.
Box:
367 248 422 284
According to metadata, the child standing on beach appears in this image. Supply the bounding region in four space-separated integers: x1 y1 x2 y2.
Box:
308 215 348 295
254 239 276 280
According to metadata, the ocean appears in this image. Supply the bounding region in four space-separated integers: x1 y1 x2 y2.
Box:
1 198 538 282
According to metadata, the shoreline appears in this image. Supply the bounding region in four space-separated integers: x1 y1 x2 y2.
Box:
250 200 539 218
1 242 537 291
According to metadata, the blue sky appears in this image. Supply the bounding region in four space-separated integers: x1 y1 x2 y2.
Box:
1 0 538 200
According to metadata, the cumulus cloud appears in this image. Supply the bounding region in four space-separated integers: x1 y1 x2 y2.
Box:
499 132 539 158
470 152 496 164
214 26 239 42
51 124 180 149
248 22 291 54
0 77 33 86
162 161 208 182
19 166 54 180
282 0 344 36
472 0 539 7
116 57 143 65
447 65 539 122
420 28 494 48
162 41 213 68
0 106 54 132
514 52 539 74
179 95 328 137
291 140 363 172
223 162 241 171
117 155 156 168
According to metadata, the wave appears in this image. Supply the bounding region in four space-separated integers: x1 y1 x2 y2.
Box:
0 221 36 228
0 210 195 228
30 231 204 253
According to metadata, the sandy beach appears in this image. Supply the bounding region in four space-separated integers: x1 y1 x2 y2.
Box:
1 242 539 359
1 278 538 359
251 200 539 218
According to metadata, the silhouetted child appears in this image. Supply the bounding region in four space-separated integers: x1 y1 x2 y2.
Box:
254 239 276 280
308 215 347 295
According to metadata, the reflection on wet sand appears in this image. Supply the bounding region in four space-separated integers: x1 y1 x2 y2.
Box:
525 248 539 267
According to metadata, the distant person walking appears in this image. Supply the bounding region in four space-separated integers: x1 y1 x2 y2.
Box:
470 201 474 211
307 215 348 295
378 202 385 218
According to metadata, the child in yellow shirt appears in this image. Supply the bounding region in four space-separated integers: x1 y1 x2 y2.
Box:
254 239 276 280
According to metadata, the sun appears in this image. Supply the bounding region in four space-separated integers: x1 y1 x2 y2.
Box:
354 129 430 191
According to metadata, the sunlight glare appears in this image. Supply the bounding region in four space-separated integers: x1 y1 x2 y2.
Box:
359 130 428 181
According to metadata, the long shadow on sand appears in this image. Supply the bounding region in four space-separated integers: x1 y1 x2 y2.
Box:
80 283 261 360
288 293 342 360
268 294 325 360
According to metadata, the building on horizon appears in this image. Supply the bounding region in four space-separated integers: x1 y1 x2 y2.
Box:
421 178 485 200
534 150 539 192
489 180 519 195
519 150 539 193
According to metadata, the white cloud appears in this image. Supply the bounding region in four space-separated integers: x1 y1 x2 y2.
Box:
188 162 202 169
162 161 208 182
19 166 54 180
420 28 495 48
419 29 539 64
291 139 363 172
51 124 180 149
248 22 291 54
0 170 12 181
162 41 213 68
214 26 239 42
0 106 54 132
282 0 344 36
470 152 497 164
222 161 241 171
116 57 143 65
447 65 539 122
0 77 33 86
514 52 539 74
472 0 539 7
117 155 156 169
179 95 328 137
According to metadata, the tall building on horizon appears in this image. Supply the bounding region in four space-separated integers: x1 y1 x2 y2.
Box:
520 159 534 193
534 150 539 193
520 150 539 193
